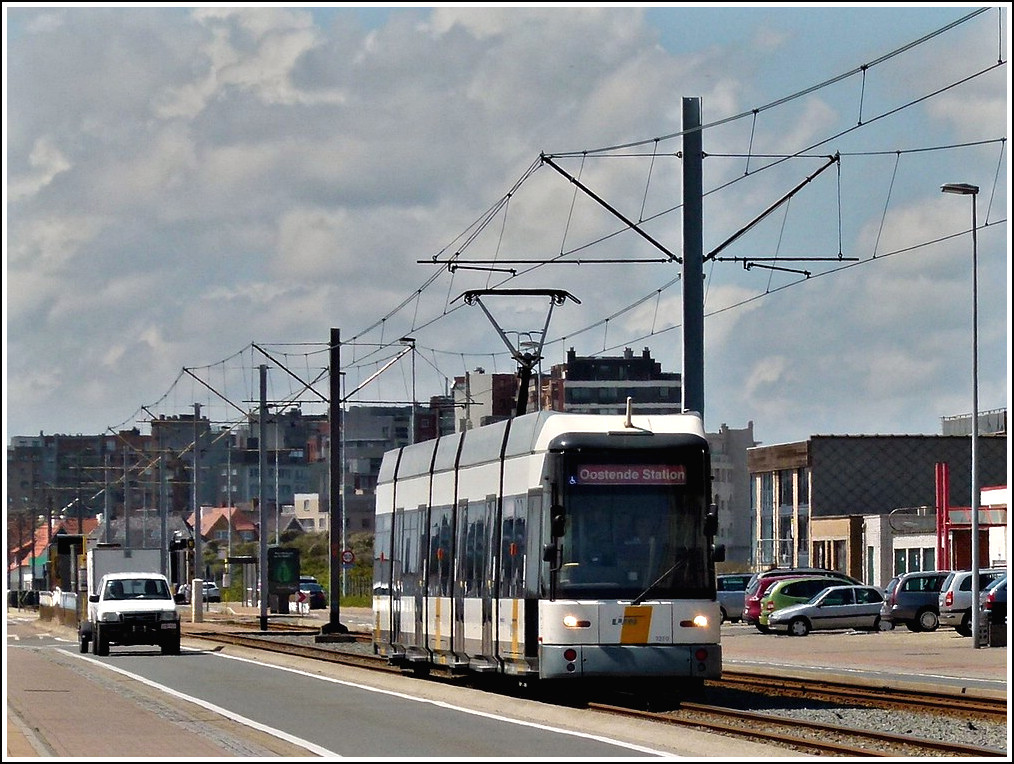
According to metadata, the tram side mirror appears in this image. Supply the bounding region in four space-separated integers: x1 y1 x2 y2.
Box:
704 512 718 537
712 543 726 563
550 509 565 538
542 542 558 563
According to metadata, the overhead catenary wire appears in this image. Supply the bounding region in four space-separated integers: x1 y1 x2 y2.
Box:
114 9 1004 430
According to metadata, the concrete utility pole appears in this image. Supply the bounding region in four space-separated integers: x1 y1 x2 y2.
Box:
46 495 53 590
682 96 704 421
103 454 112 544
940 181 982 648
193 402 203 583
123 448 130 549
159 432 169 578
322 328 349 635
258 365 269 632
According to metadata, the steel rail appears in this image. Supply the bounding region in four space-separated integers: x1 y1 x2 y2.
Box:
712 670 1007 721
588 701 1006 758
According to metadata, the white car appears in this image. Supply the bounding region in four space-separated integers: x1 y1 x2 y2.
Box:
202 581 222 602
177 580 221 604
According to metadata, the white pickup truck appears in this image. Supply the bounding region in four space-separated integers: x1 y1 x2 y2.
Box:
79 571 181 656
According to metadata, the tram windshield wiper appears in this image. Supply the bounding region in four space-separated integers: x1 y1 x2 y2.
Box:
631 560 680 606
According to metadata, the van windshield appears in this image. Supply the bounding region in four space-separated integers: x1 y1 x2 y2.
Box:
106 578 171 600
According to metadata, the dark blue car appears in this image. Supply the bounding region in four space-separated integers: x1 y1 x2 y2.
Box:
300 583 327 609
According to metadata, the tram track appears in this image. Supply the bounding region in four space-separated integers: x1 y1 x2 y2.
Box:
182 624 1008 757
712 670 1008 722
588 701 1006 757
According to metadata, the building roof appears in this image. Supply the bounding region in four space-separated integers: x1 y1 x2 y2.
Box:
7 516 100 572
185 505 258 539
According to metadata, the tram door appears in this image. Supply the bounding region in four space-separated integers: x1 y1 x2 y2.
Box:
391 507 405 645
481 495 496 660
396 507 425 650
455 496 496 661
453 498 468 655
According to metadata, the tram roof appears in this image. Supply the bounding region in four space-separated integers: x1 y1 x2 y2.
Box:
382 411 706 481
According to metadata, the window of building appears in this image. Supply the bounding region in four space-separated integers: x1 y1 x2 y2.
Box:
758 472 774 565
907 547 921 573
778 469 794 507
894 548 907 575
798 467 810 505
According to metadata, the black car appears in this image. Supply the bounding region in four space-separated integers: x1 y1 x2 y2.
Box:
300 583 327 610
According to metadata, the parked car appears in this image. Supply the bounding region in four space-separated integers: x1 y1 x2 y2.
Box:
175 580 221 604
938 568 1007 636
744 568 861 629
767 584 886 636
758 575 858 629
717 573 751 623
980 575 1007 623
299 582 327 610
880 570 949 632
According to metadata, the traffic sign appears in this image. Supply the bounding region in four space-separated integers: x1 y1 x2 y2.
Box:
296 590 307 603
340 549 355 565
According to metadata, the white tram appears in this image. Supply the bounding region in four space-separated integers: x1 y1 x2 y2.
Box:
372 407 723 694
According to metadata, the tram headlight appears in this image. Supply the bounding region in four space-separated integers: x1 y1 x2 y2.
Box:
680 614 710 628
562 614 591 628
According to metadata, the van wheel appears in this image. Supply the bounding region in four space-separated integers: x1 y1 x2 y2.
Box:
95 625 110 656
161 635 181 655
720 607 728 623
915 608 939 632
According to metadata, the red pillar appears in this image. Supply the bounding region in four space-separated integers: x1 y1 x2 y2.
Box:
935 462 950 569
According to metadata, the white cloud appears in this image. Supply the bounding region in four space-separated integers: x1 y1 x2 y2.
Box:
8 137 72 202
4 6 1007 444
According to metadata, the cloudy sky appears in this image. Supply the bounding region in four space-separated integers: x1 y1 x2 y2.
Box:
4 4 1010 448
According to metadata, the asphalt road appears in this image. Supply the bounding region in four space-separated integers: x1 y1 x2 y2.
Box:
7 609 808 759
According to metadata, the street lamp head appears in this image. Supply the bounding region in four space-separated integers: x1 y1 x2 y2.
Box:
398 336 415 345
940 182 979 195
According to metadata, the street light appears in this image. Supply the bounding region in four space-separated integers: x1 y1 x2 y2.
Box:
399 337 416 445
940 181 980 648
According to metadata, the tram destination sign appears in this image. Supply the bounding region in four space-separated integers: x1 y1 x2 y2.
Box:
574 464 686 485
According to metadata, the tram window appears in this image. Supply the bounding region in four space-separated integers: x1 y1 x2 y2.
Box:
429 509 453 596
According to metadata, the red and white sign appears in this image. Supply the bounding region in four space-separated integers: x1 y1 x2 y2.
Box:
575 464 686 485
296 590 307 603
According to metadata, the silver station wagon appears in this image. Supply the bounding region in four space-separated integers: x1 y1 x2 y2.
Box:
766 584 886 636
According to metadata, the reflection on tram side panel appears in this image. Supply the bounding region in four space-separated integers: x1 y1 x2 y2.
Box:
372 405 724 701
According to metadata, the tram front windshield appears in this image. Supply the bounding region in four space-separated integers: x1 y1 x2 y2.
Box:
557 461 711 600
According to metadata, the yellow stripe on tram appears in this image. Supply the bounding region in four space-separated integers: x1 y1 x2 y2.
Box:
620 605 652 644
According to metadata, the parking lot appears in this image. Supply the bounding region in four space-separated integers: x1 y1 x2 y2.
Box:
718 619 1006 696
